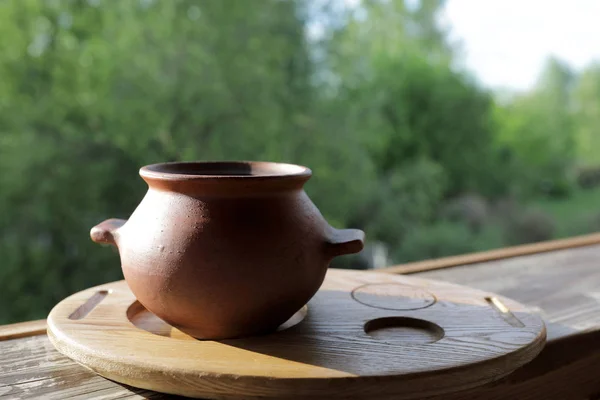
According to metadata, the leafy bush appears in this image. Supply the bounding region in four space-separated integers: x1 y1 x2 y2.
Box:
359 158 447 245
392 220 504 263
441 193 489 233
577 166 600 189
502 208 556 245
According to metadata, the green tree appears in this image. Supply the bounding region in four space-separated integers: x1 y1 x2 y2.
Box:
494 57 577 198
0 0 325 323
2 0 584 323
573 63 600 165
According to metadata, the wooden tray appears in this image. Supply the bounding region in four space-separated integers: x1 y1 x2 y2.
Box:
47 269 546 399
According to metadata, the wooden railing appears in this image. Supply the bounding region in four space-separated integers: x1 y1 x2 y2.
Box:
4 231 600 342
381 232 600 274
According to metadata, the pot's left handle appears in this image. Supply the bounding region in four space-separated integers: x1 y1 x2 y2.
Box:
90 218 127 247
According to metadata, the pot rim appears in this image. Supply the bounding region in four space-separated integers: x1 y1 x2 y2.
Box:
140 161 312 182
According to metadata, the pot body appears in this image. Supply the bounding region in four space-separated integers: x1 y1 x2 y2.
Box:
91 161 364 339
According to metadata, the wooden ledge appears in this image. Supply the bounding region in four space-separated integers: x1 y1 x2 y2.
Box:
0 319 46 341
381 232 600 275
5 233 600 341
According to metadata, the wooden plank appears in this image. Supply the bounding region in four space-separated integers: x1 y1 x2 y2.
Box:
381 232 600 274
401 244 600 399
0 336 158 400
45 269 545 399
0 319 46 341
0 325 595 400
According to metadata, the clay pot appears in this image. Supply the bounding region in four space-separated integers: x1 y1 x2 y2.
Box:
91 161 364 339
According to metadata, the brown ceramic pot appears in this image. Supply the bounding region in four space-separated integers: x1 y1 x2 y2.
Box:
91 161 364 339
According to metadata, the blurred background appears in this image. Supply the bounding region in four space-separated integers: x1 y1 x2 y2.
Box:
2 0 600 324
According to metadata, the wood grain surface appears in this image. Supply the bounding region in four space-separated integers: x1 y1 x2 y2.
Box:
0 335 165 399
422 329 600 400
413 244 600 336
408 243 600 399
46 269 545 399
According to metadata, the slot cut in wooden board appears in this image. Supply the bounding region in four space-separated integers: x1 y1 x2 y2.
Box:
47 269 546 400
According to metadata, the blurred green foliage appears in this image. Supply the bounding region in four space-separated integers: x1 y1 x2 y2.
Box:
0 0 597 323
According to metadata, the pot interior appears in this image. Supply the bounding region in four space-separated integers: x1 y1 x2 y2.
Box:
142 161 310 178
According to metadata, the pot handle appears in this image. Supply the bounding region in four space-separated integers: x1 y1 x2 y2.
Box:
90 218 127 247
327 228 365 258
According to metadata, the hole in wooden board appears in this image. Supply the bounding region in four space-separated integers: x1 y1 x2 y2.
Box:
127 301 308 340
364 317 444 344
485 297 525 327
68 290 109 320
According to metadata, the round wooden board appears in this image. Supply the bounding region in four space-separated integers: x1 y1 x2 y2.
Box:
47 269 546 399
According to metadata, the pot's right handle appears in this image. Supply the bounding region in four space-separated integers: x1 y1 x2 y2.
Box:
90 218 127 247
327 228 365 258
